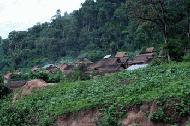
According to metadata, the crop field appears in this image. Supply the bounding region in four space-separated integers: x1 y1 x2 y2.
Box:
0 62 190 126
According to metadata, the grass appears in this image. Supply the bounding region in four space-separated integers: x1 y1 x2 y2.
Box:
0 62 190 126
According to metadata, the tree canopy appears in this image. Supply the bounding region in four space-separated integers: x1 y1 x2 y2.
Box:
0 0 189 71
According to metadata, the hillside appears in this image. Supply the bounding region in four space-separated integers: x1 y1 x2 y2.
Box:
0 62 190 126
0 0 189 71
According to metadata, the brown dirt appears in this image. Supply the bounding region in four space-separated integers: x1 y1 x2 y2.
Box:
13 79 48 102
55 109 101 126
54 102 190 126
122 102 171 126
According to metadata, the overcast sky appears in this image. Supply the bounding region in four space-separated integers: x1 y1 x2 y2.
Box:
0 0 85 39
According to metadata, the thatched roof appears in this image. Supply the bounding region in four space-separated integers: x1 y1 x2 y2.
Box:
95 65 124 74
115 52 128 58
76 58 93 65
89 58 118 70
4 72 12 80
119 57 128 63
87 57 128 74
7 81 26 89
128 60 133 66
59 64 68 71
140 53 154 59
132 52 155 65
59 64 74 75
145 47 155 53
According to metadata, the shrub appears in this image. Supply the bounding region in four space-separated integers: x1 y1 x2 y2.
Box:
0 75 11 99
65 67 90 82
150 57 168 66
28 70 65 83
139 47 147 54
29 71 49 82
167 39 185 61
11 73 29 81
79 50 105 62
48 71 65 83
150 107 166 123
0 62 190 125
183 53 190 62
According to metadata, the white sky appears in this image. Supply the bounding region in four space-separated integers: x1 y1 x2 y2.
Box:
0 0 85 39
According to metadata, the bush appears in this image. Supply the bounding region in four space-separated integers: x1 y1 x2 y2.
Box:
167 39 185 61
11 73 29 81
150 57 168 66
183 53 190 62
79 50 105 62
29 71 49 82
0 62 190 125
139 47 147 54
48 71 65 83
65 67 90 82
28 70 65 83
0 75 11 99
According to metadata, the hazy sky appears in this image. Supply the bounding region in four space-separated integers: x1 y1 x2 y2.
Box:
0 0 85 39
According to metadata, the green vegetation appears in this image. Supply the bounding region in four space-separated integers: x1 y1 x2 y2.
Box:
0 75 11 99
0 0 189 71
0 0 189 125
0 62 190 125
28 71 64 83
183 53 190 62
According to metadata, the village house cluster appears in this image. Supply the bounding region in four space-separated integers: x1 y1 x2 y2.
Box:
3 47 156 90
30 47 156 75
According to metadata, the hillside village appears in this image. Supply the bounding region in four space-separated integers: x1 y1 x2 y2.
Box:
0 0 190 125
3 47 156 90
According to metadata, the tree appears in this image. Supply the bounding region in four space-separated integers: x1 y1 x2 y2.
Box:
0 36 2 45
0 0 188 70
184 0 190 48
126 0 185 60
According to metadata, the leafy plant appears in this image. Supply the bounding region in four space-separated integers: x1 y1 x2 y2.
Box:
0 75 11 99
0 62 190 125
183 53 190 62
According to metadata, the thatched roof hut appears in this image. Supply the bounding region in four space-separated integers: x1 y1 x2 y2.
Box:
132 52 155 65
145 47 155 53
6 81 26 90
87 57 128 75
115 52 128 58
59 64 74 75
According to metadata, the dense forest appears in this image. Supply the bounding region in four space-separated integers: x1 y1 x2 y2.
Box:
0 0 189 71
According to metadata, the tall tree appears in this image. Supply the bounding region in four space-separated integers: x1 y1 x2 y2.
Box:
126 0 184 60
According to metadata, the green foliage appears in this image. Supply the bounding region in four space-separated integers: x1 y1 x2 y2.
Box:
59 57 76 64
11 73 29 81
167 39 185 61
28 70 64 83
48 71 65 83
1 0 188 70
65 66 90 82
0 63 190 125
150 108 166 123
0 74 3 84
183 53 190 62
98 104 126 126
0 75 11 99
150 57 168 66
29 71 49 81
79 50 105 62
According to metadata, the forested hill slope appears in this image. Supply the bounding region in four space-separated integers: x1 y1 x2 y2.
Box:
0 62 190 125
0 0 189 71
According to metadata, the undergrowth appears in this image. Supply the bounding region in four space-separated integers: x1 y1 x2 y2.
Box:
0 62 190 126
